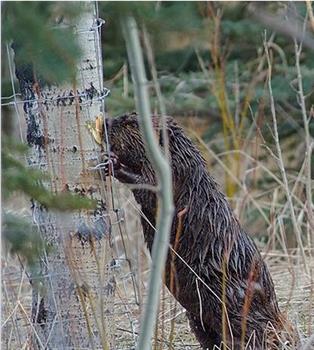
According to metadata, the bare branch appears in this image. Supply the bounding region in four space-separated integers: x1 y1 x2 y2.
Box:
294 35 314 231
264 35 309 275
249 4 314 50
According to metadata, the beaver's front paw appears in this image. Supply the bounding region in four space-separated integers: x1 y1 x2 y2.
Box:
92 151 121 177
103 152 121 176
90 152 139 184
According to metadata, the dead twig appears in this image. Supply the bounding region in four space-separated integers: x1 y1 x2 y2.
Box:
264 34 309 275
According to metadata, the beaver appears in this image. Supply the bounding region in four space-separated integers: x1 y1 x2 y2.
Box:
104 113 295 349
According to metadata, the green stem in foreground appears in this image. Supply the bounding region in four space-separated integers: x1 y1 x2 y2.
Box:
121 16 174 350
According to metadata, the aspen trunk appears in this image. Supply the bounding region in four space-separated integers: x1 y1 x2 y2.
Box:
14 3 115 349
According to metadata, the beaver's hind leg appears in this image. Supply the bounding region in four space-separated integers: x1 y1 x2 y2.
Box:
187 313 221 350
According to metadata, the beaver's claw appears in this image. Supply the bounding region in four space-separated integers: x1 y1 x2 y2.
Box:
103 152 121 176
92 152 121 176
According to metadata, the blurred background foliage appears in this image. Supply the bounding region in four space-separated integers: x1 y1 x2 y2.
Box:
99 1 313 203
101 1 313 116
1 1 313 261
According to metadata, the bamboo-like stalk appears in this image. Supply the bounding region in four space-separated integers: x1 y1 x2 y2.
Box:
121 16 174 350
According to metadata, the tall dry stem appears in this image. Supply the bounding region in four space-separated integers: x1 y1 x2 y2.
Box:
264 35 308 274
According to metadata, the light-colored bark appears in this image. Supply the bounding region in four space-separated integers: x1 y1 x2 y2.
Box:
15 3 114 349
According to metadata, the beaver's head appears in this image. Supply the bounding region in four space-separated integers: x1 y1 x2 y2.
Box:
105 113 205 179
105 113 149 172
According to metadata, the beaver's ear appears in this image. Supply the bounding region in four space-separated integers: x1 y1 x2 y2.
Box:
122 112 138 128
129 111 138 119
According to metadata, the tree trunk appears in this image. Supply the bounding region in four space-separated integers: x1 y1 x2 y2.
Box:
14 3 114 349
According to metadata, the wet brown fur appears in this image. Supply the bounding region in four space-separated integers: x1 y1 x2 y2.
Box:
105 113 296 349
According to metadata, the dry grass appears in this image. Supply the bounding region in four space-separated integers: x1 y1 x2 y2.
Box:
2 246 313 349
